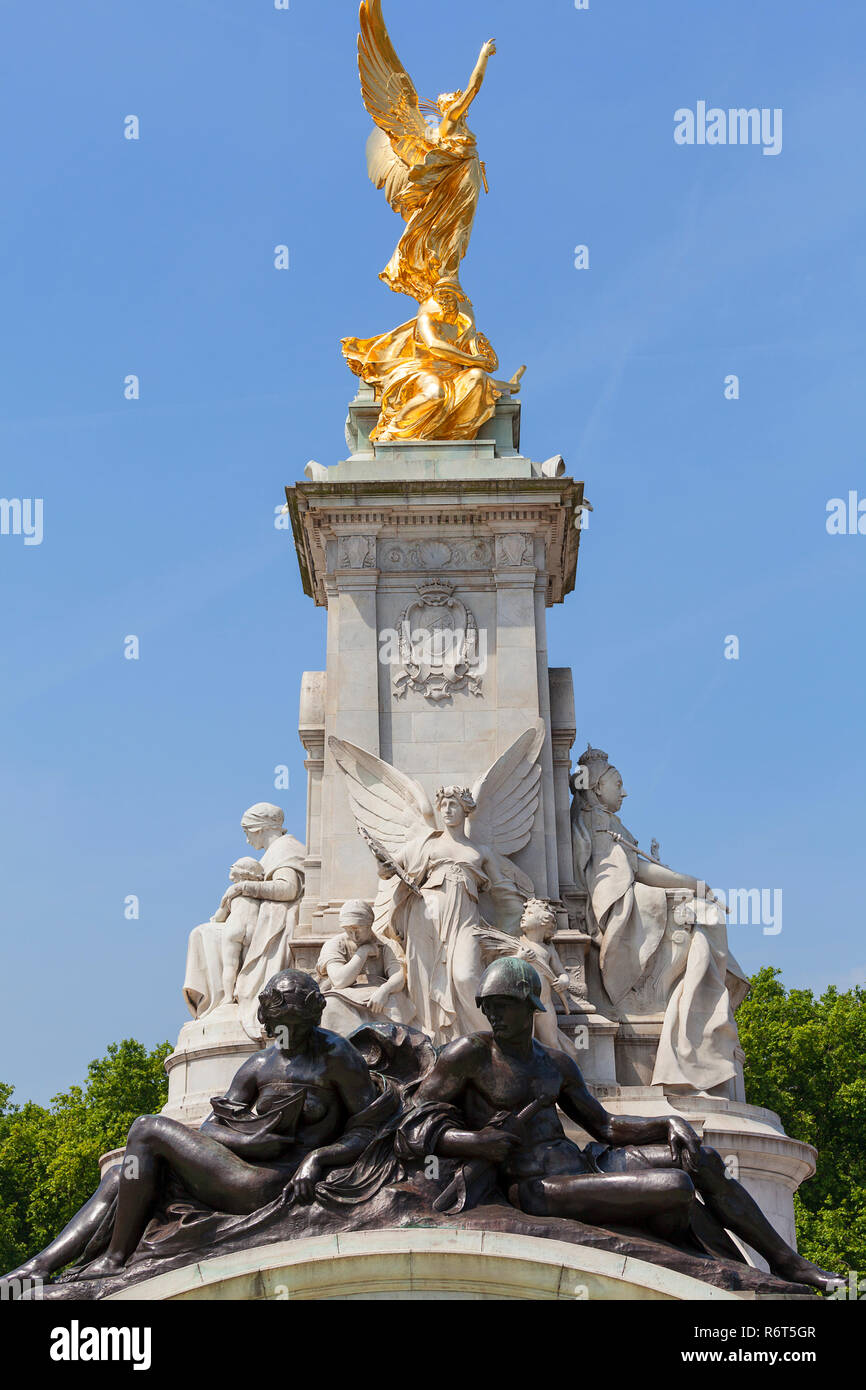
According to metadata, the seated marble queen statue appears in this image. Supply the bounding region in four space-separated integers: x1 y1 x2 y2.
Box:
571 745 749 1092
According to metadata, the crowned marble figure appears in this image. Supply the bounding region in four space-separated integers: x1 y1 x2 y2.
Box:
571 745 749 1093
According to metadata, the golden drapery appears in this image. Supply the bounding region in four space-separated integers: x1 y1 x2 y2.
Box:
342 301 501 443
380 135 482 302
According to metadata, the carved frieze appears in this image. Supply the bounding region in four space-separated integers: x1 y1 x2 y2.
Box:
378 538 494 571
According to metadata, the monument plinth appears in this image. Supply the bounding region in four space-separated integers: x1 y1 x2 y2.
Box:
287 396 583 929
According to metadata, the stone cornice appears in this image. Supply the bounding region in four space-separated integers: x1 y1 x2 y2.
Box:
286 476 585 608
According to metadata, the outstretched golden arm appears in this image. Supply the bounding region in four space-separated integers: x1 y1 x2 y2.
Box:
439 39 497 134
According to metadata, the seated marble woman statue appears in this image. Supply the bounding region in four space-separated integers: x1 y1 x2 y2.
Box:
3 970 395 1285
403 957 842 1294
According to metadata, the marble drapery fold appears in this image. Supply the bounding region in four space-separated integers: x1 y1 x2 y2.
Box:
380 832 531 1045
573 805 746 1091
183 833 305 1041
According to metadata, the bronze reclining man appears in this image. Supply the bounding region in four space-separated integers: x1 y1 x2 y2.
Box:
412 957 841 1293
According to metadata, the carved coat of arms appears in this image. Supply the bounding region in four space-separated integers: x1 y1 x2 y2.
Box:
393 579 484 702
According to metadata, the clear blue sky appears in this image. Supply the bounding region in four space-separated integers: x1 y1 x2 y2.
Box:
2 1 864 1104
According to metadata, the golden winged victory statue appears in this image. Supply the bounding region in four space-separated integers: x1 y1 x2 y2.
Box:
341 0 524 443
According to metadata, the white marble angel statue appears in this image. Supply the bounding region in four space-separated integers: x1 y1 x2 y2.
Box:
329 722 545 1045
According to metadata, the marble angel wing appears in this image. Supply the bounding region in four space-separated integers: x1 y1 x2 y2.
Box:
473 923 585 1012
471 923 551 978
474 926 561 985
329 736 436 966
467 719 547 857
359 0 433 211
328 736 437 852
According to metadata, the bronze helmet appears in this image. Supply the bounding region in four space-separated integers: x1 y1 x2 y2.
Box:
475 957 545 1013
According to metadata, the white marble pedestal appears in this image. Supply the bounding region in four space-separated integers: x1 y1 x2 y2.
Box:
286 393 585 943
162 1004 262 1128
107 1229 747 1302
566 1087 816 1263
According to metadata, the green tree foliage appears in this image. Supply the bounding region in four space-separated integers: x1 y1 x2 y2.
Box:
737 967 866 1277
0 1040 170 1272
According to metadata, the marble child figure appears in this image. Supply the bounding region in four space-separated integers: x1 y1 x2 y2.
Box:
211 857 265 1008
316 899 412 1033
514 900 584 1058
476 898 583 1059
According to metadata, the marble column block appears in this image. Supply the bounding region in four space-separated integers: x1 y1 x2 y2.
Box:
286 400 586 928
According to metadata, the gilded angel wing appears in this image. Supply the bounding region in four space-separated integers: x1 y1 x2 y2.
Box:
359 0 432 209
328 735 437 851
467 720 547 857
365 127 413 211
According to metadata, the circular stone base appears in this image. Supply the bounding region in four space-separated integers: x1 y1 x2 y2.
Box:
162 1006 261 1127
106 1230 745 1302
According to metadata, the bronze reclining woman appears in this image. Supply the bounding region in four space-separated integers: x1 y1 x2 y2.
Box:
3 970 393 1285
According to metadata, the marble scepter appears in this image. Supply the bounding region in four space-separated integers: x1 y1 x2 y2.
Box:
357 824 423 896
607 830 731 914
